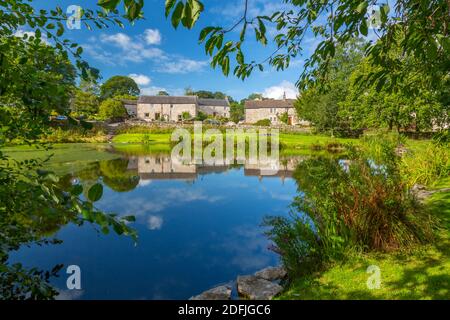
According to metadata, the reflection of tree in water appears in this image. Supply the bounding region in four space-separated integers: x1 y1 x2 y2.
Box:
62 159 140 194
99 159 140 193
1 159 136 300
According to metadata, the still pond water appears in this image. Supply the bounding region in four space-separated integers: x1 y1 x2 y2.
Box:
9 144 305 300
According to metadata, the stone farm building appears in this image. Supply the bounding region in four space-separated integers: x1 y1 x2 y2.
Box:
128 96 230 122
245 98 309 126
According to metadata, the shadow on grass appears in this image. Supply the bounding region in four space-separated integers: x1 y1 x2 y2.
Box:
280 191 450 300
385 191 450 300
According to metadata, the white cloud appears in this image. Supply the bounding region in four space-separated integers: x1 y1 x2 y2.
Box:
141 86 169 95
262 81 298 99
158 58 209 74
14 29 49 44
147 215 163 230
144 29 162 45
85 31 206 74
100 32 132 49
129 73 151 86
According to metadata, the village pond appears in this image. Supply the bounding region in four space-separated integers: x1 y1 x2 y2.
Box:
5 144 312 299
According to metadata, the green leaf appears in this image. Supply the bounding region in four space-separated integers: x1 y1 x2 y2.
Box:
123 215 136 222
356 1 368 14
190 0 204 25
71 184 83 196
97 0 121 10
222 56 230 76
171 1 184 28
165 0 177 17
199 26 216 42
80 120 93 130
181 0 193 28
360 20 368 36
57 22 64 37
88 183 103 202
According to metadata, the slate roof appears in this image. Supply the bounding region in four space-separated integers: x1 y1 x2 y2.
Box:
198 98 230 107
138 96 198 104
244 99 296 109
137 95 229 107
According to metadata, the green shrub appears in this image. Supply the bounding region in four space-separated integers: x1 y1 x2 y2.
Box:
401 144 450 187
279 112 289 124
195 111 207 121
98 98 127 121
264 140 434 278
254 119 271 126
42 127 107 143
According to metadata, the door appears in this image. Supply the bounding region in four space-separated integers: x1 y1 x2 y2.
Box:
288 116 293 125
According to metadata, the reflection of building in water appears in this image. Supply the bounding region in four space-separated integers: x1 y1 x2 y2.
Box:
244 156 300 182
125 155 303 182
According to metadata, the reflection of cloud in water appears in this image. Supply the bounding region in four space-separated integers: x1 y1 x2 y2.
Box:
268 191 293 201
56 289 84 300
138 179 153 187
120 188 224 216
147 215 163 230
218 225 274 272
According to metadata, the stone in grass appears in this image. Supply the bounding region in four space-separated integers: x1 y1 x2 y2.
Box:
237 275 283 300
254 266 287 281
190 285 232 300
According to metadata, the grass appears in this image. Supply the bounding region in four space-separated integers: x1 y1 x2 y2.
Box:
277 177 450 300
112 133 172 144
112 132 358 150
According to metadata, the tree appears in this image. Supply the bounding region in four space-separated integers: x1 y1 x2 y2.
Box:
184 89 229 100
182 111 192 120
98 99 128 121
70 89 99 118
79 76 101 96
157 91 170 96
100 76 140 100
295 40 365 135
161 0 450 93
340 41 449 132
230 102 244 123
247 93 263 100
279 112 289 125
0 1 136 299
196 111 208 121
0 37 76 117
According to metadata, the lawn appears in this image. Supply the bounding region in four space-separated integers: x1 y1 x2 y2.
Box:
112 131 358 150
277 177 450 300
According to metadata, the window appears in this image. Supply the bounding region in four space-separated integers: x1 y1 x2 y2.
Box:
155 113 161 120
144 113 150 118
178 114 182 121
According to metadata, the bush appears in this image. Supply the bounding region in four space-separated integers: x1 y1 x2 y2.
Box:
264 139 434 277
195 111 207 121
254 119 271 126
401 144 450 187
41 127 107 143
98 98 127 121
279 112 289 124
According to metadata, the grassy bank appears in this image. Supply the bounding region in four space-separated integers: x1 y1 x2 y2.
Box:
277 177 450 300
112 132 357 150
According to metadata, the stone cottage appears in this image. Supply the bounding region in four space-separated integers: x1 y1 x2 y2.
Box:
245 98 308 126
198 98 230 118
136 96 230 122
123 99 138 117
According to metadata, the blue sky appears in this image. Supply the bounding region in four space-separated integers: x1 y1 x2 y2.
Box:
27 0 386 100
28 0 311 100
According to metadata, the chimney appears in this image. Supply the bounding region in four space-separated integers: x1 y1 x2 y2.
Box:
283 91 286 100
